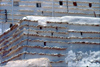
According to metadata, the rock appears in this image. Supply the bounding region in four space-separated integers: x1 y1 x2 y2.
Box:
3 58 52 67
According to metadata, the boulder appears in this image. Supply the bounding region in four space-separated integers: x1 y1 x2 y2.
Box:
3 58 52 67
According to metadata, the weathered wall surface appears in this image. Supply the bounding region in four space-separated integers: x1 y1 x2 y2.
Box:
0 16 100 66
0 0 100 23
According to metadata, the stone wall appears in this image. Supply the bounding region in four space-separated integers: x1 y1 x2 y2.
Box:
0 0 100 23
0 16 100 66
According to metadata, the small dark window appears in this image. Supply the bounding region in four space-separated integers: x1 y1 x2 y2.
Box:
44 42 46 46
89 3 92 7
51 32 53 36
59 1 63 5
80 32 83 36
10 23 13 28
36 3 41 8
42 11 43 14
56 27 58 31
13 1 19 6
40 27 42 30
36 32 38 34
73 2 77 6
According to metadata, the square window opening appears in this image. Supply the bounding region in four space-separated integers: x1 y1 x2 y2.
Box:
59 1 63 5
40 27 42 30
89 3 92 7
73 2 77 6
36 3 41 8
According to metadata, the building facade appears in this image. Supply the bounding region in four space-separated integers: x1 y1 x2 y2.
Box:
0 0 100 23
0 16 100 66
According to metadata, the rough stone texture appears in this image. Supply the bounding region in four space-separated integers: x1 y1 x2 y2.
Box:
3 58 52 67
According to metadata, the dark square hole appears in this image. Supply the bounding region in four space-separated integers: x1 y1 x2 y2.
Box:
59 1 63 5
56 27 58 31
89 3 92 7
51 32 53 36
40 27 42 30
44 42 46 46
36 3 41 8
73 2 77 6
